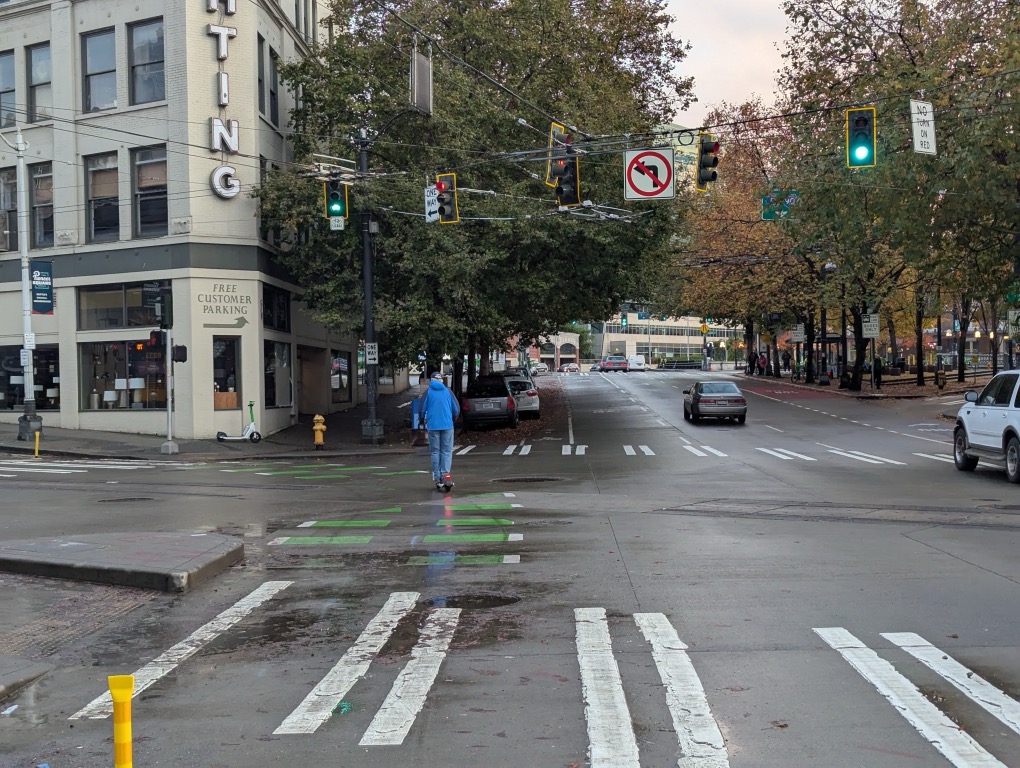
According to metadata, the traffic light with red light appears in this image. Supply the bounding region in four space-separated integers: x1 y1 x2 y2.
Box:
845 107 876 168
545 122 567 187
695 132 720 192
552 152 580 207
435 173 459 223
148 330 166 348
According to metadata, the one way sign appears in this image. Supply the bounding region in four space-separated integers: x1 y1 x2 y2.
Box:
424 184 439 223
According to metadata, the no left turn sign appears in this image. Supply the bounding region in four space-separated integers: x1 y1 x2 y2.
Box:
624 148 675 200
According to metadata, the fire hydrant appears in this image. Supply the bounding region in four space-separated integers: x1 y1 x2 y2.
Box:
312 414 326 450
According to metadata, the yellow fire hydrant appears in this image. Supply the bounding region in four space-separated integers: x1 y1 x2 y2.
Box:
312 414 326 450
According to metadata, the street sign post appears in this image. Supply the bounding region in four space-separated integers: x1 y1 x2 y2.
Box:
365 342 379 365
424 184 439 223
909 100 937 156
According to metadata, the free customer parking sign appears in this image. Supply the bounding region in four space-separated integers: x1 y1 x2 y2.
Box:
624 148 675 200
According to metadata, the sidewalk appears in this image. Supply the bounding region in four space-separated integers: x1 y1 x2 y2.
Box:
0 386 422 462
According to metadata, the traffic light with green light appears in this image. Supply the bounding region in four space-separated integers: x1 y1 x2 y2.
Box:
324 179 348 218
846 107 876 168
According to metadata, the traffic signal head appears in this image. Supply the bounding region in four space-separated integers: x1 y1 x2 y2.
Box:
846 107 876 168
621 314 628 327
148 330 165 347
435 173 459 224
324 179 348 218
695 132 720 192
554 154 580 207
545 122 568 187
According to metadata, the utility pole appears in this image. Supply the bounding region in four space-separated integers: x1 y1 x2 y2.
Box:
357 126 382 443
3 126 42 441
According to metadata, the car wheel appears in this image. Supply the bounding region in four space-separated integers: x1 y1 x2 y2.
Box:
683 406 691 421
953 427 978 471
1007 436 1020 483
690 406 700 422
737 415 746 425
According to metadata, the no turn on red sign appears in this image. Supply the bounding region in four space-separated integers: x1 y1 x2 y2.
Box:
624 148 675 200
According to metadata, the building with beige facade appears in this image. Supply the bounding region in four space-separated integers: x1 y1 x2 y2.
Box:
0 0 368 439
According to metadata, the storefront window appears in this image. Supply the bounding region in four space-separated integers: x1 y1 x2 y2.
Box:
264 340 291 407
0 344 60 411
213 337 240 410
79 340 167 410
78 281 168 329
262 284 290 331
330 349 351 403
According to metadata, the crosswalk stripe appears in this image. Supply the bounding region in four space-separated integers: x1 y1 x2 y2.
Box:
827 449 885 464
575 608 641 768
71 581 293 720
639 445 655 456
882 632 1020 736
913 452 955 463
359 608 461 745
814 627 1005 767
275 592 420 735
623 445 636 456
772 448 816 461
701 446 727 457
634 613 729 766
756 447 795 460
845 450 907 465
520 445 532 456
684 445 707 457
503 445 516 455
455 445 476 455
562 445 571 455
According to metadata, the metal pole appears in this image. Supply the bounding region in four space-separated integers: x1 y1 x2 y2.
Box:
358 126 381 443
160 327 178 454
12 127 40 440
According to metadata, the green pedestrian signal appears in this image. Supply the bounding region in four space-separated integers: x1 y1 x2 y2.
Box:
846 107 876 168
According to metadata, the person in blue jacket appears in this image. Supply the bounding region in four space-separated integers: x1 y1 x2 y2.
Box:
419 372 460 490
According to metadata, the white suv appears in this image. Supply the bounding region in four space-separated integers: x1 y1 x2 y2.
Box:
954 371 1020 481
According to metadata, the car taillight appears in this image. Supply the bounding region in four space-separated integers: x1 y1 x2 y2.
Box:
526 389 537 396
507 396 515 409
733 397 746 405
461 398 469 411
699 397 718 404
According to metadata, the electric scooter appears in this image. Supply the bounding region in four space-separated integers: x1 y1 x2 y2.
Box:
217 400 262 443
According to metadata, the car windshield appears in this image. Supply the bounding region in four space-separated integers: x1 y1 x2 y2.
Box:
467 382 508 397
700 382 740 394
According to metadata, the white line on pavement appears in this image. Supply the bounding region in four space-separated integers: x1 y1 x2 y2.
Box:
882 632 1020 736
814 627 1005 768
684 445 707 457
502 554 521 564
575 608 641 768
772 448 816 461
634 613 729 767
913 453 955 463
503 445 516 455
519 445 532 456
360 608 461 746
71 581 293 720
701 446 728 457
639 445 655 455
274 591 420 735
623 445 636 456
846 450 907 465
562 445 572 455
455 445 475 455
755 448 795 460
827 449 885 464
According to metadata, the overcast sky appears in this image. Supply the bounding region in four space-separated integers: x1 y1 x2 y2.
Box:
666 0 790 128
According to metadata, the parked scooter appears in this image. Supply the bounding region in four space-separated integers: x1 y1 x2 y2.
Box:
216 400 262 443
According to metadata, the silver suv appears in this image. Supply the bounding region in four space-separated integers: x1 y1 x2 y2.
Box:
954 371 1020 481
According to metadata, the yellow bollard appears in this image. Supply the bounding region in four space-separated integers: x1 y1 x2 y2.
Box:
33 429 39 458
108 674 134 768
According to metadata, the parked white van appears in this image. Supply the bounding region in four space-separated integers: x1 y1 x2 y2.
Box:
628 354 647 371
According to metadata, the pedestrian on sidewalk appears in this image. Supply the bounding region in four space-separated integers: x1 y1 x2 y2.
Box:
419 372 460 490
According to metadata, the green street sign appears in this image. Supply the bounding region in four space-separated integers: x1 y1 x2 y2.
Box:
761 189 799 221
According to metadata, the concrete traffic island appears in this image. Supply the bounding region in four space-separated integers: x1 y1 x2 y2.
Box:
0 531 244 593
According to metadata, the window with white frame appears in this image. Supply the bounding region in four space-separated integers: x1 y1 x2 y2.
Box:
30 163 53 248
86 152 119 243
83 29 116 113
129 19 164 105
0 168 16 252
27 44 51 123
0 50 14 127
132 146 167 237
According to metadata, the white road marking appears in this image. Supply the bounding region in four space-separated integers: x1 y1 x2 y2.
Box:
846 450 906 465
274 592 419 735
0 466 83 474
684 446 708 457
359 608 461 746
519 445 532 456
772 448 816 461
502 554 521 564
815 627 1005 768
882 632 1020 736
508 533 524 541
503 445 516 455
562 445 572 455
827 449 885 464
755 448 795 460
656 418 669 426
623 445 637 456
639 445 655 456
71 581 293 720
701 446 728 457
913 453 955 463
575 608 641 768
764 424 783 432
634 613 729 767
267 537 290 545
576 445 587 455
455 445 475 455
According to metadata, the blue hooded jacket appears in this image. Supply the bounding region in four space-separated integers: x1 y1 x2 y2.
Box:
420 379 460 430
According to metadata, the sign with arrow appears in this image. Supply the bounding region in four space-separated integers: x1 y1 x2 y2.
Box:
424 184 439 223
624 148 674 200
761 189 799 220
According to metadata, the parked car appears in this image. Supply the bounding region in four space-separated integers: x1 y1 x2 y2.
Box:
627 354 647 372
558 363 579 373
493 368 535 388
683 381 747 424
589 363 600 372
954 370 1020 481
599 355 629 372
461 377 519 429
506 378 540 419
531 362 549 374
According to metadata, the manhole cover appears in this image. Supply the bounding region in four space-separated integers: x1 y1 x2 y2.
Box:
97 497 156 503
490 476 563 483
422 594 520 609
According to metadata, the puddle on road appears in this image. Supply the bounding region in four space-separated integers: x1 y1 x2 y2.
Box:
422 594 521 609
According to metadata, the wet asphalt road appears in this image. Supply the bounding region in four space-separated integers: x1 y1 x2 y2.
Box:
3 370 1020 768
